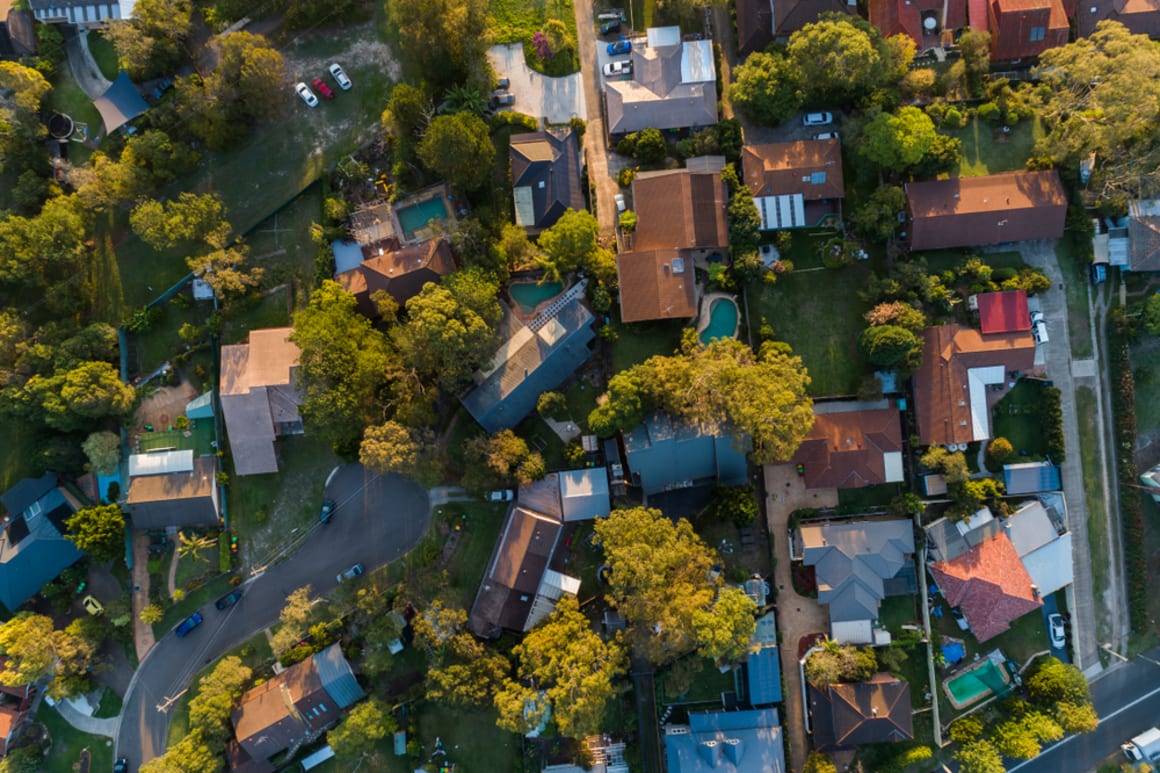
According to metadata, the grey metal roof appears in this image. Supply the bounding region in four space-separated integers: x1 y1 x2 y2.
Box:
623 413 749 496
313 643 365 709
665 708 785 773
800 520 915 623
924 510 1003 562
604 39 718 135
1003 462 1061 495
559 468 610 522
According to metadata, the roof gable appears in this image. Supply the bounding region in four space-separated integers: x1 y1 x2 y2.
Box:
632 168 729 253
510 131 584 232
742 140 845 202
976 290 1030 334
809 675 913 751
800 520 915 623
929 531 1041 641
788 407 903 489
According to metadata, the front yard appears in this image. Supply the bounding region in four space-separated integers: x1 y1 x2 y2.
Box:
992 380 1050 459
37 704 113 773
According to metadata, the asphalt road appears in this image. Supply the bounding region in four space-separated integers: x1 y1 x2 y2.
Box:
1011 647 1160 773
115 466 430 768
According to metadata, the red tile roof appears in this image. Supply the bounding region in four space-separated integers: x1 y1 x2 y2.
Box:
929 531 1042 642
868 0 968 49
632 168 728 253
988 0 1068 61
976 290 1031 334
742 140 845 202
788 408 902 489
970 0 991 27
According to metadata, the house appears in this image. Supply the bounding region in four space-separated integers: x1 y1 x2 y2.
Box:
925 508 1003 562
468 468 610 637
219 328 303 476
0 660 33 756
736 0 856 52
787 404 904 490
334 237 456 316
510 131 584 234
622 413 749 497
664 708 786 772
808 674 913 751
1080 0 1160 39
975 289 1031 335
988 0 1068 62
742 140 844 230
1004 499 1073 597
28 0 134 26
1126 199 1160 271
797 519 916 644
0 474 85 611
746 612 782 706
232 643 364 765
1003 461 1062 494
125 450 220 529
604 26 718 136
869 0 966 52
905 170 1068 251
911 323 1036 447
617 167 728 323
928 530 1042 641
460 292 596 434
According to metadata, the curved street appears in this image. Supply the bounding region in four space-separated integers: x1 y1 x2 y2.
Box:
115 466 431 766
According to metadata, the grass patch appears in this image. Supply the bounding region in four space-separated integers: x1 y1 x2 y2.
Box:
879 594 920 635
609 317 685 373
628 0 657 30
1055 240 1093 359
946 115 1043 177
36 704 113 773
1130 337 1160 437
174 544 218 591
0 419 37 497
1134 493 1160 653
563 378 599 431
517 414 569 470
489 0 580 75
1075 386 1109 641
656 656 736 704
917 249 1026 276
439 501 510 608
92 687 123 719
443 408 487 478
87 31 121 81
746 261 874 397
992 380 1049 459
44 71 101 167
838 483 902 511
414 702 521 772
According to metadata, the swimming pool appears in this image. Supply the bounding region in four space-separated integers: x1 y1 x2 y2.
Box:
944 659 1010 709
699 297 739 344
396 196 449 240
510 281 564 313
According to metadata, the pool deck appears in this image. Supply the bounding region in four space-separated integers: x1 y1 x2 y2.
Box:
393 183 457 244
695 292 740 342
942 649 1010 710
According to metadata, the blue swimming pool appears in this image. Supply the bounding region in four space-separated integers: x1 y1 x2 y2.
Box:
700 297 739 344
510 281 564 313
396 196 449 240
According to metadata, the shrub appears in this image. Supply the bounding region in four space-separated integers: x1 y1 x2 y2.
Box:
978 101 1001 123
1040 386 1066 462
489 111 539 131
536 391 568 420
569 116 586 139
619 210 637 232
616 166 636 187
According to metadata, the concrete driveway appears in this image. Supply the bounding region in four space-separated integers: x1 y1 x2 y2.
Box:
487 44 586 125
1042 593 1070 663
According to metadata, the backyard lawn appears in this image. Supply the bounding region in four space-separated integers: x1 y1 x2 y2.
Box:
837 483 902 512
37 704 114 773
415 703 521 772
439 501 510 608
656 655 737 705
947 116 1043 178
87 31 121 81
992 379 1050 459
609 318 685 373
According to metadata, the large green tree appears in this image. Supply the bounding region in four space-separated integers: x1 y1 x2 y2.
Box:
82 431 121 476
595 507 756 664
787 16 881 103
129 193 230 251
103 0 192 79
953 740 1005 773
388 0 489 86
858 324 920 368
0 195 88 288
461 429 546 490
31 361 136 432
418 112 495 192
329 698 396 761
0 613 97 699
537 209 615 283
65 504 126 562
359 421 441 487
188 656 252 743
730 51 803 126
858 107 938 172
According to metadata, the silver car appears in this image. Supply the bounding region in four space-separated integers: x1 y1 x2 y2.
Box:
295 82 318 108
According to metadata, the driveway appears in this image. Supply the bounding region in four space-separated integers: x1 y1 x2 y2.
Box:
571 3 621 239
1042 592 1070 664
116 468 430 766
66 29 111 101
487 44 586 125
764 464 836 771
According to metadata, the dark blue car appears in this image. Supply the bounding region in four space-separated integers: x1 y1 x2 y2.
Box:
607 40 631 55
175 612 203 638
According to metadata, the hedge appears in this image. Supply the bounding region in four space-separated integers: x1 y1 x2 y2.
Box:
1041 386 1066 463
1110 334 1148 630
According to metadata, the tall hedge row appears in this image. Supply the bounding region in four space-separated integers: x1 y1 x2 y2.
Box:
1110 338 1148 629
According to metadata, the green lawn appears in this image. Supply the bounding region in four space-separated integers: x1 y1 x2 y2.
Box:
879 594 920 635
917 250 1027 276
656 656 737 704
563 378 599 431
992 380 1049 459
1076 386 1109 643
609 317 685 373
174 542 219 591
1130 336 1160 437
44 71 100 166
1056 240 1094 359
1135 493 1160 653
946 116 1043 178
37 704 114 773
415 702 521 772
87 31 121 81
745 262 874 397
0 419 37 496
838 483 902 511
93 686 123 719
518 414 569 470
438 501 510 608
489 0 580 75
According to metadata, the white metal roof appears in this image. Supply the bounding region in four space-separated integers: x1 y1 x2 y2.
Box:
967 365 1005 440
755 194 805 230
647 25 681 47
128 449 194 478
884 451 904 483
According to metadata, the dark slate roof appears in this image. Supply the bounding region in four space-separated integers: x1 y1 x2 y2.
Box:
510 131 584 233
799 520 915 623
808 674 913 751
92 70 148 134
623 413 749 496
313 643 365 708
1 473 57 517
0 477 84 611
1128 199 1160 271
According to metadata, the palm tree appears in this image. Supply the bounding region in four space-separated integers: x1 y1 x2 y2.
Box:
177 531 218 563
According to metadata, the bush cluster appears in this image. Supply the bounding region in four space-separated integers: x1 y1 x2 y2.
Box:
488 111 539 131
1110 338 1148 628
1040 386 1066 463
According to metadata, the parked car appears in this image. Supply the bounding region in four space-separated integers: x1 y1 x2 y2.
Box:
603 60 632 77
147 536 171 555
1030 309 1045 325
614 193 626 213
337 563 365 583
175 612 204 638
1048 613 1066 648
814 131 840 142
114 758 129 773
607 40 632 55
319 499 336 524
495 77 510 90
295 82 318 108
600 19 621 36
82 595 103 616
951 607 970 631
215 589 243 610
802 111 833 126
329 63 352 90
1033 320 1049 345
311 77 335 100
491 93 516 107
488 489 515 502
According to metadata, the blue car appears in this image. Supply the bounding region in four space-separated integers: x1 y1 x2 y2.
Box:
175 612 203 638
607 40 631 55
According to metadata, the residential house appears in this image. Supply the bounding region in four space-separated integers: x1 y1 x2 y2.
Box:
869 0 966 52
219 328 303 476
736 0 855 52
742 140 844 230
231 643 364 765
0 474 84 611
975 289 1031 335
622 413 749 497
1004 461 1062 494
1126 199 1160 271
28 0 134 26
468 468 610 638
905 170 1068 251
925 507 1003 563
460 292 595 434
0 660 33 756
125 450 220 529
928 530 1042 641
604 26 718 136
988 0 1068 61
334 237 456 317
510 130 584 234
746 612 782 707
787 404 904 490
617 167 728 323
664 708 786 772
808 674 913 751
911 322 1037 447
1004 499 1073 597
1080 0 1160 39
797 519 916 644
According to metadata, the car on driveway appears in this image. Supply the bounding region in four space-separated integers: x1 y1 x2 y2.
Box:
1049 613 1066 648
488 489 514 502
603 60 632 78
329 62 352 90
614 193 626 213
215 589 243 610
802 111 833 126
175 612 203 638
1030 309 1045 325
295 82 318 108
337 563 365 583
491 93 516 108
311 77 335 100
814 131 840 142
82 595 103 616
319 499 336 524
114 758 129 773
495 77 510 90
607 40 632 55
600 19 621 36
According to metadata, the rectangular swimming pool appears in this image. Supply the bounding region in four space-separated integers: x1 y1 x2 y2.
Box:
396 196 449 241
944 659 1010 709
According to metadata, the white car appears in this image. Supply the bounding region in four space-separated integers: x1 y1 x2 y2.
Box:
329 63 352 90
614 193 626 213
814 131 840 142
1033 320 1049 345
1048 613 1066 649
295 82 318 108
1030 309 1045 325
603 60 632 78
803 111 833 126
488 489 514 502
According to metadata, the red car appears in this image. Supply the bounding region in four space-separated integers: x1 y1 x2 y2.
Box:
311 77 335 100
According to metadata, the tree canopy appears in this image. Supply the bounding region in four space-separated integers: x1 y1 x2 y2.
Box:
0 612 97 699
858 107 938 171
388 0 489 86
329 698 396 760
537 209 616 283
731 51 803 126
418 113 496 192
65 504 126 562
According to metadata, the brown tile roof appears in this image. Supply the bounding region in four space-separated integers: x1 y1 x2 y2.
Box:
976 290 1031 334
737 0 775 53
929 531 1042 641
788 408 902 489
632 168 728 253
906 171 1067 251
868 0 968 48
988 0 1068 61
912 323 1036 446
219 328 302 476
808 673 914 751
742 140 845 202
335 238 456 314
232 656 337 762
616 249 698 323
1080 0 1160 38
126 456 219 529
769 0 856 37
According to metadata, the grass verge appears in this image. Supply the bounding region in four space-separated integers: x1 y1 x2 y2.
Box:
152 574 234 638
1075 386 1109 642
1056 240 1093 359
93 687 123 719
37 704 113 773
